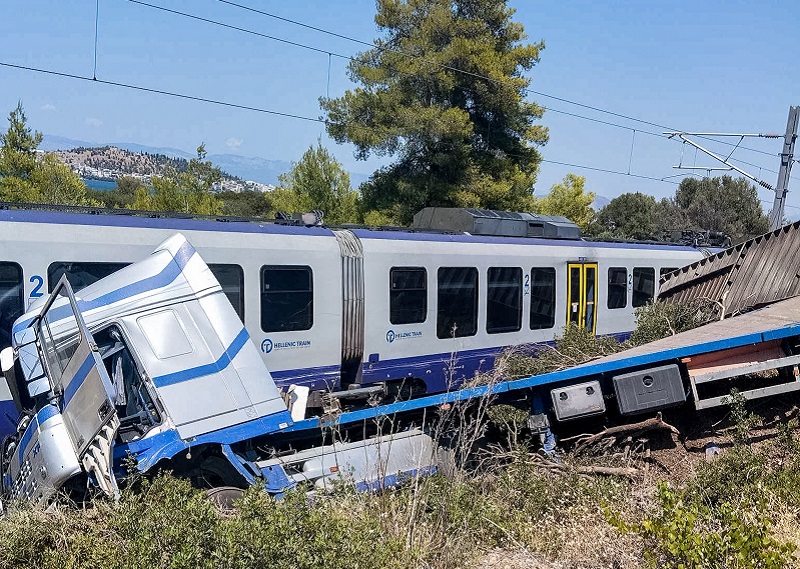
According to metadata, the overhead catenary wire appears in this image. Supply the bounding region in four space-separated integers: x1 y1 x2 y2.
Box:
0 57 682 188
541 159 678 185
4 1 797 196
122 0 792 184
0 60 324 123
125 0 351 58
208 0 779 160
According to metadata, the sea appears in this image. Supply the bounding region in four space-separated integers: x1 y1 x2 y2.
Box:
83 178 117 191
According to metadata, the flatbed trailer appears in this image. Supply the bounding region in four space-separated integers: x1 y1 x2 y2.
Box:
3 234 800 504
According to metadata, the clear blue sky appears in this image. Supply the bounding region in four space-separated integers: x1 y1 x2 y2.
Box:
1 1 798 216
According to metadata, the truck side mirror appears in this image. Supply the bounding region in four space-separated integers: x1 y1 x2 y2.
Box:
16 339 51 399
13 327 37 347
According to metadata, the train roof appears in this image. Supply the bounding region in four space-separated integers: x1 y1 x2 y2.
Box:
0 202 704 252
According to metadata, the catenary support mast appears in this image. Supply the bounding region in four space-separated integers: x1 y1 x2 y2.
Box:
769 106 799 230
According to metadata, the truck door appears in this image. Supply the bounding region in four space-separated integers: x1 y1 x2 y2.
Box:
566 263 598 334
37 278 117 458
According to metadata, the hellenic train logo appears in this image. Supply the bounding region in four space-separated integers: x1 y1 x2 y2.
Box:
261 338 273 353
386 330 422 343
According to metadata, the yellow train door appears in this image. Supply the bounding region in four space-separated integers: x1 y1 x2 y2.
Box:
566 263 598 334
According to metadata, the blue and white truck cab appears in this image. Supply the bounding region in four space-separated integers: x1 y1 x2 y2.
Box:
0 234 434 504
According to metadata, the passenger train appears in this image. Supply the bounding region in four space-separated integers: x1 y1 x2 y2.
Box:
0 206 708 401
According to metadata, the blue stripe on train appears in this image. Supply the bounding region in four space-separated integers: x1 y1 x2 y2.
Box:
270 331 633 394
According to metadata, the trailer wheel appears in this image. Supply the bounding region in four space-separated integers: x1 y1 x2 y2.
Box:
205 486 244 511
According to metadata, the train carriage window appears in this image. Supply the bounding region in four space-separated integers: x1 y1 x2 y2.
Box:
261 265 313 332
208 264 245 321
633 267 655 307
0 263 23 351
607 267 627 309
390 267 427 325
530 267 556 330
48 262 130 293
437 267 478 339
487 267 522 334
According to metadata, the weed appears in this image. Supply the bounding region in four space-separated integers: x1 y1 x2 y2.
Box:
724 388 760 446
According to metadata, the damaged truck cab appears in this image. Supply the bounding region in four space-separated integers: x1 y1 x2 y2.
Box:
0 235 292 503
0 234 434 505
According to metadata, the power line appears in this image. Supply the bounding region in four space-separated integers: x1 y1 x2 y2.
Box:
1 58 690 189
0 60 324 123
125 0 351 59
5 55 793 194
125 0 785 173
210 0 779 160
214 0 377 50
136 0 665 141
540 159 678 185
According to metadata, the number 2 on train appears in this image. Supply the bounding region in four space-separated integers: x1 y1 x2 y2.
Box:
29 275 44 298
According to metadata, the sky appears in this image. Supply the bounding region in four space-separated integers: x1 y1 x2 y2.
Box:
0 0 798 216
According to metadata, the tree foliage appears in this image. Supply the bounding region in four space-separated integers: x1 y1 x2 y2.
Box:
0 101 41 180
591 176 769 243
0 102 89 204
276 142 360 224
590 192 687 240
322 0 548 224
218 189 273 218
537 174 594 230
32 154 91 205
675 176 769 242
133 145 222 215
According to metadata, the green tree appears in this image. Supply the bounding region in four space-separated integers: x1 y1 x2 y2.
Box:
31 154 91 205
676 176 769 242
536 173 594 230
218 189 273 218
276 142 360 224
0 102 90 205
0 101 43 201
589 192 689 240
591 192 658 239
322 0 548 224
133 145 222 215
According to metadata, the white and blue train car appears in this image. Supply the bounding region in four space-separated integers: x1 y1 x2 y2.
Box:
355 228 704 394
0 207 706 415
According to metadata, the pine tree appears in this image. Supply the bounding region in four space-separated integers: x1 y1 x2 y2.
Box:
322 0 548 224
0 101 43 201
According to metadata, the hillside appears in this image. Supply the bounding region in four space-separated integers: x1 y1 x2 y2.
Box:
40 135 371 188
52 146 275 193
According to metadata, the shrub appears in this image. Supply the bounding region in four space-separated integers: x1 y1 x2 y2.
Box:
628 299 720 346
611 482 794 569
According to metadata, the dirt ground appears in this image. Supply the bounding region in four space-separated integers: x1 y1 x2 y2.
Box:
475 396 800 569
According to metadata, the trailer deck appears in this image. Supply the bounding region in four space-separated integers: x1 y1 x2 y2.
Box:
294 295 800 433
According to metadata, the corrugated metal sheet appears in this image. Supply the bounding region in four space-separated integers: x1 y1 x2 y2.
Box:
659 220 800 315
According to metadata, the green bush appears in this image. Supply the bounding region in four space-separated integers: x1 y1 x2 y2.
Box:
0 475 411 569
611 482 794 569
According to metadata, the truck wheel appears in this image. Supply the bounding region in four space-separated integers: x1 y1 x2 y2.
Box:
205 486 244 511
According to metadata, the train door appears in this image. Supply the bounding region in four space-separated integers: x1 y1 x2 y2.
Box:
566 263 598 334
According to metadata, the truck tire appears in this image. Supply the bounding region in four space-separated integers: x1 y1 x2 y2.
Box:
205 486 244 511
